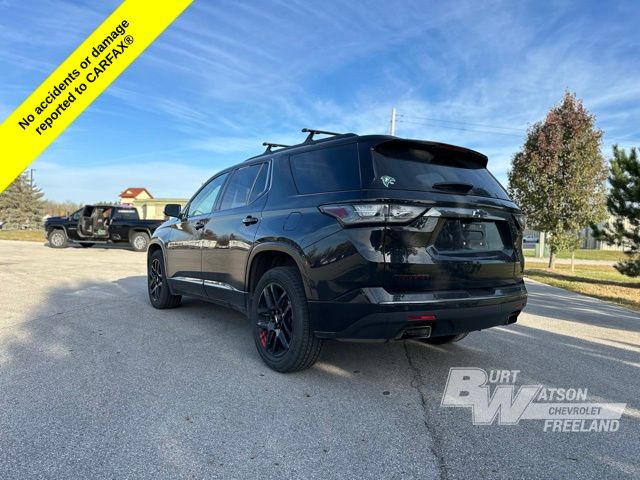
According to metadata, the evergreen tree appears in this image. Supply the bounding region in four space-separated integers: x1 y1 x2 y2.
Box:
0 173 45 229
508 91 608 268
592 146 640 277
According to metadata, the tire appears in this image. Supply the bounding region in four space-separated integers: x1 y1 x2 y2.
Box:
131 232 150 252
80 243 95 248
48 229 68 248
147 249 181 309
251 266 323 373
420 333 468 345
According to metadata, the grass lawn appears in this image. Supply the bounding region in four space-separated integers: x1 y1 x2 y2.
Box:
523 248 628 262
0 229 44 242
525 264 640 311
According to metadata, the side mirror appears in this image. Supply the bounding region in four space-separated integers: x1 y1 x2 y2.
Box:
163 204 182 218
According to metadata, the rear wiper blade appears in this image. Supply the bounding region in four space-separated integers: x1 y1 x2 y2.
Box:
432 182 474 192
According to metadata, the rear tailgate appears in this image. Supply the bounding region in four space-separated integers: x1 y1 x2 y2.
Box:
383 204 520 292
360 138 524 292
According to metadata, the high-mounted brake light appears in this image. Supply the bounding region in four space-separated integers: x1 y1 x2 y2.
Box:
319 203 427 226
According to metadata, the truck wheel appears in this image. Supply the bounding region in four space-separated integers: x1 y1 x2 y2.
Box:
147 249 181 309
251 266 323 373
420 333 468 345
48 230 68 248
131 232 150 252
80 243 94 248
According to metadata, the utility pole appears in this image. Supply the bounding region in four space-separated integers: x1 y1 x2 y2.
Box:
29 169 36 188
390 107 397 136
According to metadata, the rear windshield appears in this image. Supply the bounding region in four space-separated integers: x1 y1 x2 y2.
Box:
113 208 139 220
370 142 509 200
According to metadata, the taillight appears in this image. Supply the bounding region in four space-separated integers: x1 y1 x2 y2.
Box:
319 203 427 226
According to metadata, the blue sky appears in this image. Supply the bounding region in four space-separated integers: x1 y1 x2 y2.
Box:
1 0 639 202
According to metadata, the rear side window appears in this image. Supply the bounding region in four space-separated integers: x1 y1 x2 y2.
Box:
248 163 269 204
219 163 262 210
290 144 360 194
113 208 139 220
371 142 509 200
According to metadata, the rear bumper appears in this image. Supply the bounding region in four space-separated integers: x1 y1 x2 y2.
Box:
309 282 527 341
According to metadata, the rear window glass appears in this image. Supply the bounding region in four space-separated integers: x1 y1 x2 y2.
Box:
248 163 269 204
290 144 360 194
113 208 139 220
371 143 509 200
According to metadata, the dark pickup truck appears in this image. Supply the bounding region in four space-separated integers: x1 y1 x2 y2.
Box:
44 205 162 251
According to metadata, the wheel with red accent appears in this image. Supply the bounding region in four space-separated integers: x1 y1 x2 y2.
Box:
251 266 323 373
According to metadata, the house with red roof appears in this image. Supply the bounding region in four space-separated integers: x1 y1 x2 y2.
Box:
119 187 153 205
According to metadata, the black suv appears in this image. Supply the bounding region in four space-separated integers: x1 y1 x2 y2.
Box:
147 129 527 372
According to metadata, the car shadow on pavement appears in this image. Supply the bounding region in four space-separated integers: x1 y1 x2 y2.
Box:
0 275 443 479
42 242 143 252
1 275 638 479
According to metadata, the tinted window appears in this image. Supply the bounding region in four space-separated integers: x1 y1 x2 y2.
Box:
248 163 269 204
290 143 360 194
219 164 262 210
188 173 228 217
371 143 509 200
71 209 82 221
113 208 139 220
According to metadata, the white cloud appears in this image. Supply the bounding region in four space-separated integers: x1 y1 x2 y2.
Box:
4 0 640 202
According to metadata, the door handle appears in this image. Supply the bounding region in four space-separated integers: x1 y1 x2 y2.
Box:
194 220 206 230
242 216 259 226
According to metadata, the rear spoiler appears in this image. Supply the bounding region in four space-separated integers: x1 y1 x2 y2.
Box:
372 139 488 168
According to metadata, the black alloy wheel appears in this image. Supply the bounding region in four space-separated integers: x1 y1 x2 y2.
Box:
251 266 323 372
147 249 181 309
149 257 163 303
256 282 294 357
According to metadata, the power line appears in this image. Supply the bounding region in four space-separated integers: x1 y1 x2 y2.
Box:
399 114 526 132
394 110 640 147
397 119 524 137
396 114 640 148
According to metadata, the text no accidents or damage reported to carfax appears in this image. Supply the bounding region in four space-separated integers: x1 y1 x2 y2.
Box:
17 20 133 136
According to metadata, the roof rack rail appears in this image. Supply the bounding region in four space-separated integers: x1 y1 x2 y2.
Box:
301 128 343 143
262 142 291 153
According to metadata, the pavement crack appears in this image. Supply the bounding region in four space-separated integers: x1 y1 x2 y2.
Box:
403 341 449 480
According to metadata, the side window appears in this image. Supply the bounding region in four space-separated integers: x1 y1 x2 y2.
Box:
248 163 269 204
219 164 262 210
188 173 228 217
290 143 360 194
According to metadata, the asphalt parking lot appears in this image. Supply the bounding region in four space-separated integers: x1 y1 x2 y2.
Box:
1 240 638 479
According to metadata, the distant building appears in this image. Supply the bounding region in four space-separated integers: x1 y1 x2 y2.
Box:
134 197 189 220
119 187 153 205
118 187 187 220
524 216 631 251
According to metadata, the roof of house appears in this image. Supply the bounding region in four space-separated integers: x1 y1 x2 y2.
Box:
119 187 153 199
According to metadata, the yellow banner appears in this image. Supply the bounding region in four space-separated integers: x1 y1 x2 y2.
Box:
0 0 193 192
